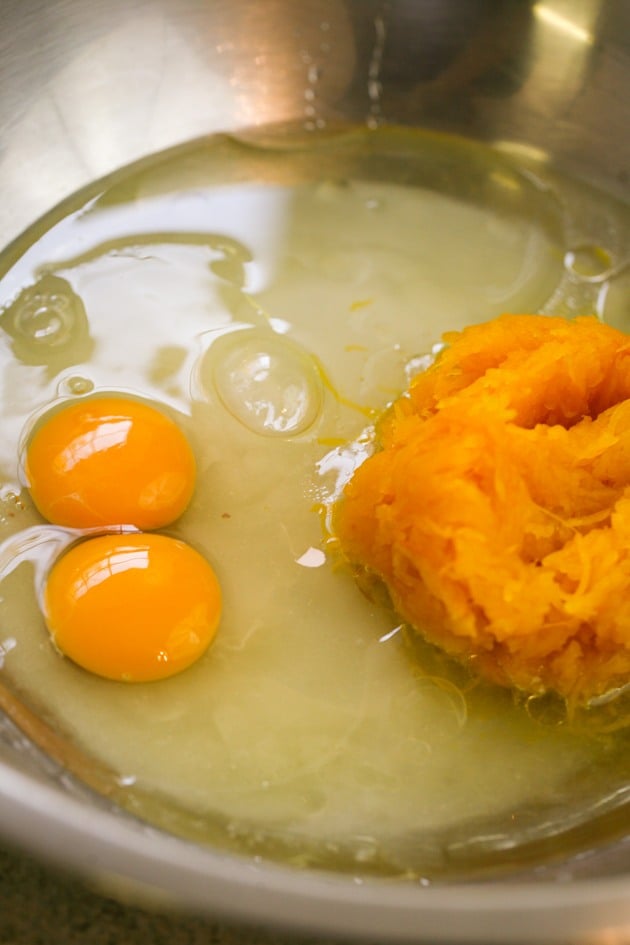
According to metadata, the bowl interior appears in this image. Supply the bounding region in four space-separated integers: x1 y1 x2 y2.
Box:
1 1 630 942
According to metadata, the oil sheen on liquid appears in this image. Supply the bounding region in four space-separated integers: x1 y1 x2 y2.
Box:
0 127 629 877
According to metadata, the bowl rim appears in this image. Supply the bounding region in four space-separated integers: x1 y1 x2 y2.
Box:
1 762 629 943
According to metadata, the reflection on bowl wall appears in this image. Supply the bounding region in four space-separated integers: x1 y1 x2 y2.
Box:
0 2 629 944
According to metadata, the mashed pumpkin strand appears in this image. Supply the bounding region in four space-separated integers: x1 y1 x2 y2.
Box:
335 314 630 705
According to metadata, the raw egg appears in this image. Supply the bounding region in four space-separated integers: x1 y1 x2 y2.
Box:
43 533 221 682
24 396 196 529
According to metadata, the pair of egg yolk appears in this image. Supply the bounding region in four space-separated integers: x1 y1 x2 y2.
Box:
24 396 222 683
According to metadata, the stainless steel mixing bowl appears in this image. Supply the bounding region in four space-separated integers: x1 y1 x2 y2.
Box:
1 1 629 941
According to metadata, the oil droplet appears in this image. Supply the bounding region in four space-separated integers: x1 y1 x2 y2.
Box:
200 329 324 437
564 244 614 283
59 375 95 396
525 691 568 727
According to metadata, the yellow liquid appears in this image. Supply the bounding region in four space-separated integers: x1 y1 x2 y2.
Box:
0 127 629 877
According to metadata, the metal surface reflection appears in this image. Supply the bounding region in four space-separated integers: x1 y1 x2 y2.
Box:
1 0 627 248
0 1 629 942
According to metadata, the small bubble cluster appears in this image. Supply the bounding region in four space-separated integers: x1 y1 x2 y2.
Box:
0 275 93 370
14 292 75 347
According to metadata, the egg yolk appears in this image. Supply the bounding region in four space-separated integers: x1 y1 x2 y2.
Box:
24 396 196 529
43 533 222 682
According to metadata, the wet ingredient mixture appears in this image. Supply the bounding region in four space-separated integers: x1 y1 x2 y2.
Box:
0 128 629 875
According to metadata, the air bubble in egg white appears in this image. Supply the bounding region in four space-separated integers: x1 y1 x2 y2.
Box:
199 328 324 437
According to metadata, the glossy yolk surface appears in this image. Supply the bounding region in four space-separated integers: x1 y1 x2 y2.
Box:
24 396 196 529
43 533 222 682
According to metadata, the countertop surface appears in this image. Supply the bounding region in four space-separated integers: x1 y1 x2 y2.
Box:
1 838 621 945
0 841 336 945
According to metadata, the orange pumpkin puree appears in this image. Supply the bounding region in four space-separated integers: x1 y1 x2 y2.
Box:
335 314 630 705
